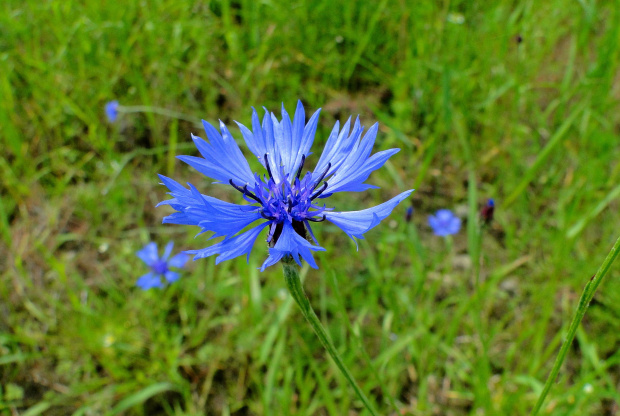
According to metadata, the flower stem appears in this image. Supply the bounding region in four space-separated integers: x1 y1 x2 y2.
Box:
119 105 202 126
471 224 491 412
282 258 379 416
531 234 620 415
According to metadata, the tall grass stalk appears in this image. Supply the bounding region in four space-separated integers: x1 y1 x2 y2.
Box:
118 105 202 127
282 257 379 416
531 234 620 415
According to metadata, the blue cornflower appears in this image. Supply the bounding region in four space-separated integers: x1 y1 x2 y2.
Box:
158 101 413 271
136 241 189 290
105 100 120 122
428 209 461 236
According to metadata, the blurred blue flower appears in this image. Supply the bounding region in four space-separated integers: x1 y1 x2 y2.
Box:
158 101 413 270
105 100 119 122
428 209 461 236
136 241 188 290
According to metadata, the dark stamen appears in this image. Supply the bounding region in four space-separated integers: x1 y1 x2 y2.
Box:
264 153 274 179
312 162 331 191
229 179 244 193
229 179 262 203
243 185 262 203
310 182 328 200
307 215 327 222
260 211 275 220
295 155 306 180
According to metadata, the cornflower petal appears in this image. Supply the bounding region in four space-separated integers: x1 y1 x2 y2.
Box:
325 148 400 194
261 110 283 183
260 222 325 271
277 104 294 173
235 111 265 166
236 101 320 181
136 242 158 266
314 117 361 175
136 272 164 290
177 118 254 185
157 175 255 213
163 241 174 260
157 175 262 237
325 190 414 242
168 253 189 268
282 101 320 176
164 271 181 283
186 222 270 263
319 123 399 195
176 134 251 185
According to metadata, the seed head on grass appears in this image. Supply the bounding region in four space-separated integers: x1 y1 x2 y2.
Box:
158 101 413 270
428 209 461 236
136 242 188 290
480 198 495 225
105 100 120 123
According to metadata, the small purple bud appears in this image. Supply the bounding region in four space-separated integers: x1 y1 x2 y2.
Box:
405 206 413 222
480 198 495 225
105 100 120 122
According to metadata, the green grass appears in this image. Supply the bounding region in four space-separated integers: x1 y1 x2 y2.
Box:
2 0 620 414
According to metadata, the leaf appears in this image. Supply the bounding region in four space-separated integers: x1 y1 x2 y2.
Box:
106 382 177 416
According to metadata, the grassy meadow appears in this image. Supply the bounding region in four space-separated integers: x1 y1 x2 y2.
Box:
2 0 620 414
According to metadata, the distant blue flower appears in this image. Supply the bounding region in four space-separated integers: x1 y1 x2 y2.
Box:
158 101 413 271
428 209 461 236
105 100 119 122
136 241 188 290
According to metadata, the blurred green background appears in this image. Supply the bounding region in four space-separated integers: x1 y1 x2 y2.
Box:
2 0 620 414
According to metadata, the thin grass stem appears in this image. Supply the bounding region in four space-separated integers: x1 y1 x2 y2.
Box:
282 257 379 416
531 234 620 415
119 105 202 126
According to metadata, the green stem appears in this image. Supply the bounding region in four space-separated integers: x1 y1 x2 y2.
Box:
282 258 379 416
473 226 491 411
119 105 202 126
531 234 620 415
329 274 399 411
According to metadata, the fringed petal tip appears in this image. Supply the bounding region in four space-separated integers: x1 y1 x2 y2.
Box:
326 189 414 243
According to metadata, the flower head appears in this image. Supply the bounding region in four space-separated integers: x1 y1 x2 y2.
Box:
105 100 120 122
158 101 413 270
428 209 461 236
136 241 188 289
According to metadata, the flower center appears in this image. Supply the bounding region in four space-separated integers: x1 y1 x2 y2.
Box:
229 154 332 245
151 260 168 275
